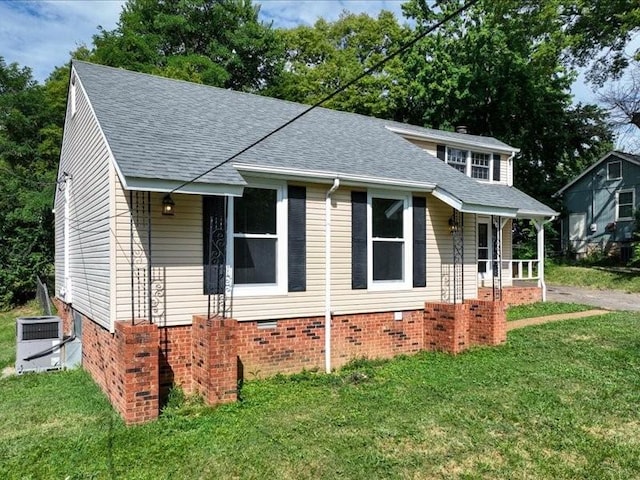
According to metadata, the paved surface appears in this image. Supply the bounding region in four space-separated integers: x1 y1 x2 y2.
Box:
547 285 640 312
507 309 610 331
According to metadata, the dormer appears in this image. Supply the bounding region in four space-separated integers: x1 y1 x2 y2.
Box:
385 124 519 187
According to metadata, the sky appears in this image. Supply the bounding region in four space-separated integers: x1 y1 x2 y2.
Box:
0 0 635 148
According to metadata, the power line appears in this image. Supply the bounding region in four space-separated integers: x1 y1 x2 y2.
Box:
170 0 480 194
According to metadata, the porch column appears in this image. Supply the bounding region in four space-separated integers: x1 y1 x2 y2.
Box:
532 219 546 301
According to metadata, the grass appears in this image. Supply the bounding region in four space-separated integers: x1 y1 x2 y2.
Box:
506 301 593 321
2 307 640 479
546 262 640 293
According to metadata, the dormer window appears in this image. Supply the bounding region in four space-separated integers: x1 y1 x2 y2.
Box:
447 148 468 173
471 152 490 180
444 147 497 181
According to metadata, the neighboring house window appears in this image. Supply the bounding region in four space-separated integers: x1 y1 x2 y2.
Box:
447 148 468 173
471 152 490 180
616 189 635 221
368 192 412 289
607 161 622 181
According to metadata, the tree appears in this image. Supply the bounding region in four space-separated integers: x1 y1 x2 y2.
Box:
598 62 640 152
399 0 614 205
91 0 283 91
0 58 63 308
266 11 411 120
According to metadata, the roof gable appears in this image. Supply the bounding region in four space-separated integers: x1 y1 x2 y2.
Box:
554 151 640 197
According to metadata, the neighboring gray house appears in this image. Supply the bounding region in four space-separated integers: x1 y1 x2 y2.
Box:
555 151 640 258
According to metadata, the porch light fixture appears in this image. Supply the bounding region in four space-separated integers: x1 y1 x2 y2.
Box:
162 194 175 216
448 216 459 234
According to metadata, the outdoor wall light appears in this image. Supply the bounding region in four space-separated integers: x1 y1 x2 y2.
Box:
162 194 175 216
448 216 459 234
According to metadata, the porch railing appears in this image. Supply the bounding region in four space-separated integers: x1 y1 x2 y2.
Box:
477 259 540 280
510 259 539 280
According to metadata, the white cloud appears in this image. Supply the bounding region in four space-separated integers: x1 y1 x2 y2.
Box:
0 0 125 82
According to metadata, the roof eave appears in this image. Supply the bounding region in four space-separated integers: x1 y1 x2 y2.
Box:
385 125 519 154
233 163 436 192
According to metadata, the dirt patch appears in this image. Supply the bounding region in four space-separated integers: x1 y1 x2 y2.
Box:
507 310 610 331
1 366 15 379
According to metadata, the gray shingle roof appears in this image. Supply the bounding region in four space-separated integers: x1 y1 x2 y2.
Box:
72 61 554 217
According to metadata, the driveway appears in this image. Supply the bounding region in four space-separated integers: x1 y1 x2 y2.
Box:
547 284 640 312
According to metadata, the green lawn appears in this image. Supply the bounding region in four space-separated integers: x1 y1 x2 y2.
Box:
2 308 640 479
546 263 640 293
506 301 593 321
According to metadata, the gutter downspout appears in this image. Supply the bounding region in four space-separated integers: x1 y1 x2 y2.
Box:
325 178 340 373
507 151 516 185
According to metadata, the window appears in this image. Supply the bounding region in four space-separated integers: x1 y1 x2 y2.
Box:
447 148 468 173
229 185 287 294
471 152 490 180
616 189 634 221
444 147 498 181
367 193 412 288
607 161 622 181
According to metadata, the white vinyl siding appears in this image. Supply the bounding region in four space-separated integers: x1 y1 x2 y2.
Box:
114 183 482 324
54 74 112 329
115 183 327 325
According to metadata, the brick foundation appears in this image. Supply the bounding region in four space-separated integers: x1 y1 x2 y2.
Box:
81 318 159 424
192 315 238 404
56 297 508 424
478 286 542 306
52 297 73 336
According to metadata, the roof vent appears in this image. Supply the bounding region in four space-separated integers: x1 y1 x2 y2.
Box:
455 125 468 134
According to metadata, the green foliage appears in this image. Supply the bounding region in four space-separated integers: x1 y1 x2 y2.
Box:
91 0 283 91
3 308 640 478
546 263 640 292
400 0 614 207
0 58 64 309
506 301 593 321
267 11 411 119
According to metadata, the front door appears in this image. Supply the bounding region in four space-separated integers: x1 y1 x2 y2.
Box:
477 218 492 282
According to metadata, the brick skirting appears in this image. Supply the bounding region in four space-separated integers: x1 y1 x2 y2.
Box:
477 286 542 306
55 298 507 424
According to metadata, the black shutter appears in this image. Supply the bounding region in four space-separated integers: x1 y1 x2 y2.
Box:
351 191 367 289
412 196 426 287
203 196 226 294
436 144 446 161
493 153 501 181
288 185 306 292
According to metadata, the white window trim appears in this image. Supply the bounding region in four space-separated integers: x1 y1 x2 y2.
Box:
367 190 413 291
607 161 622 181
446 147 496 183
615 188 635 221
70 75 77 117
227 181 288 297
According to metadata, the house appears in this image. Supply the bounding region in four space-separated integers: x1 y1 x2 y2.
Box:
54 61 556 423
555 151 639 259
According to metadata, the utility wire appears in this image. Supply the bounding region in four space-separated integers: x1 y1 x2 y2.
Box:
170 0 480 194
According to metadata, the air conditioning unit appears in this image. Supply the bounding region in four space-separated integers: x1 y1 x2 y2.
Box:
16 316 64 374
